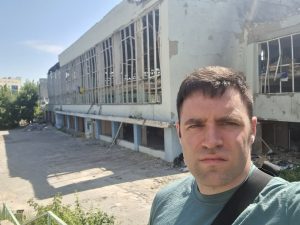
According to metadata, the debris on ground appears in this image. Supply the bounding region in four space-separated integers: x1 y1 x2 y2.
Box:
252 146 300 171
23 123 48 132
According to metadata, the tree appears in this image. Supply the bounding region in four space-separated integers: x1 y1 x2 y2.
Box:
16 81 38 123
0 85 19 129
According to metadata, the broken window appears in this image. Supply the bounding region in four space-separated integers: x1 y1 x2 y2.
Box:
63 59 79 104
79 55 86 103
77 48 98 105
101 37 114 103
47 9 162 106
258 33 300 93
120 23 137 103
142 9 161 103
87 48 97 104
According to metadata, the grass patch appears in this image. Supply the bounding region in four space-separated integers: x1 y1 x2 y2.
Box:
279 166 300 182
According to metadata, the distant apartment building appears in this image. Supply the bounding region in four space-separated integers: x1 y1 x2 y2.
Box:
46 0 300 161
0 77 22 93
38 78 48 107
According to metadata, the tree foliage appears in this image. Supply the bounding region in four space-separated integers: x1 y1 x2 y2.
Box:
16 82 38 123
0 81 38 130
0 85 18 129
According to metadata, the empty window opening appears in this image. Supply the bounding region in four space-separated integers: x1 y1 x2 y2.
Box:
120 123 134 142
101 120 112 136
63 115 67 128
78 117 85 133
289 124 300 153
141 126 164 150
261 121 300 164
69 116 75 129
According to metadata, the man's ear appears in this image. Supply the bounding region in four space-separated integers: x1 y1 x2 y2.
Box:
176 121 182 140
251 116 257 143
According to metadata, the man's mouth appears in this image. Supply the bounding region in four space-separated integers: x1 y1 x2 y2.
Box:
200 157 227 164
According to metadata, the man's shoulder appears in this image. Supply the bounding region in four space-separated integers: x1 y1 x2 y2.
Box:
235 177 300 225
266 176 299 190
261 176 300 201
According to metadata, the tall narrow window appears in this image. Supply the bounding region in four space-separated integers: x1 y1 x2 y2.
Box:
142 9 161 103
101 37 114 103
121 23 137 103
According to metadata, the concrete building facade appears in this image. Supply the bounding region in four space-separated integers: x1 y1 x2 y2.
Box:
38 78 49 107
46 0 300 161
0 77 22 93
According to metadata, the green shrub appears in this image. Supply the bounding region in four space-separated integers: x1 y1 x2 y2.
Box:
279 166 300 182
27 194 115 225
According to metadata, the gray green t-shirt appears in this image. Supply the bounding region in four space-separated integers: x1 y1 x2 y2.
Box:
148 168 300 225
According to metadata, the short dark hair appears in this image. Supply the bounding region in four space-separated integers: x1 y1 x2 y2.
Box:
176 66 253 121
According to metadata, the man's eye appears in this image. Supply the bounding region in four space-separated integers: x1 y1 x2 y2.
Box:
221 121 239 126
188 124 202 129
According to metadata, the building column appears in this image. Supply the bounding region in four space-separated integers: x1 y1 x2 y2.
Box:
66 115 70 129
95 120 101 139
134 124 142 151
164 127 182 162
112 121 120 139
84 118 93 139
55 113 64 129
51 112 55 124
74 116 78 132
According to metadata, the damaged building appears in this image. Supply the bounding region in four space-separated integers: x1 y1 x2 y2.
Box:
46 0 300 163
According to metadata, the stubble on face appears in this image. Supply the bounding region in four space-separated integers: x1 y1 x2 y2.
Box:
177 89 256 194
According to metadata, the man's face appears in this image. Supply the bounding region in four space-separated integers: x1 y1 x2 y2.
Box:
176 88 257 194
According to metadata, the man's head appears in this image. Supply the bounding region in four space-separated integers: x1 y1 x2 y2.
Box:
176 66 257 195
176 66 253 122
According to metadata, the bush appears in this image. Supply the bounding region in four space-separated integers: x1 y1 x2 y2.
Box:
27 194 115 225
279 166 300 182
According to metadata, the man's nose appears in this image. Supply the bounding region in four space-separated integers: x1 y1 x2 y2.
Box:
201 125 223 149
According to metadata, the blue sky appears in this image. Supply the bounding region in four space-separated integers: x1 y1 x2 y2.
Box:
0 0 122 82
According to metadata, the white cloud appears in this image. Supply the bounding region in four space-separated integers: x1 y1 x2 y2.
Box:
22 40 64 55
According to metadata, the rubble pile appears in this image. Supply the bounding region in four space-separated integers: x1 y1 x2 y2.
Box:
252 146 300 171
23 123 48 132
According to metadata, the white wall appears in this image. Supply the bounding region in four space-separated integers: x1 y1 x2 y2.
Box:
254 93 300 122
167 0 250 119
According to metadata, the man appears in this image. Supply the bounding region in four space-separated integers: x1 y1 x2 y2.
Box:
148 66 300 225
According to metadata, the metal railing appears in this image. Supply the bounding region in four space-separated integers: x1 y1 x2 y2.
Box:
1 204 21 225
22 211 67 225
1 203 67 225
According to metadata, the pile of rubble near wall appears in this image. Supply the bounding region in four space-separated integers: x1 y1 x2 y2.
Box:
23 123 48 132
252 146 300 170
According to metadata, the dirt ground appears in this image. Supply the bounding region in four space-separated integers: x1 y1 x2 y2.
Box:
0 125 188 225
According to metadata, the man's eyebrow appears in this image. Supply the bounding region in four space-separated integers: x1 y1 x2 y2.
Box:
183 118 205 125
216 114 243 123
